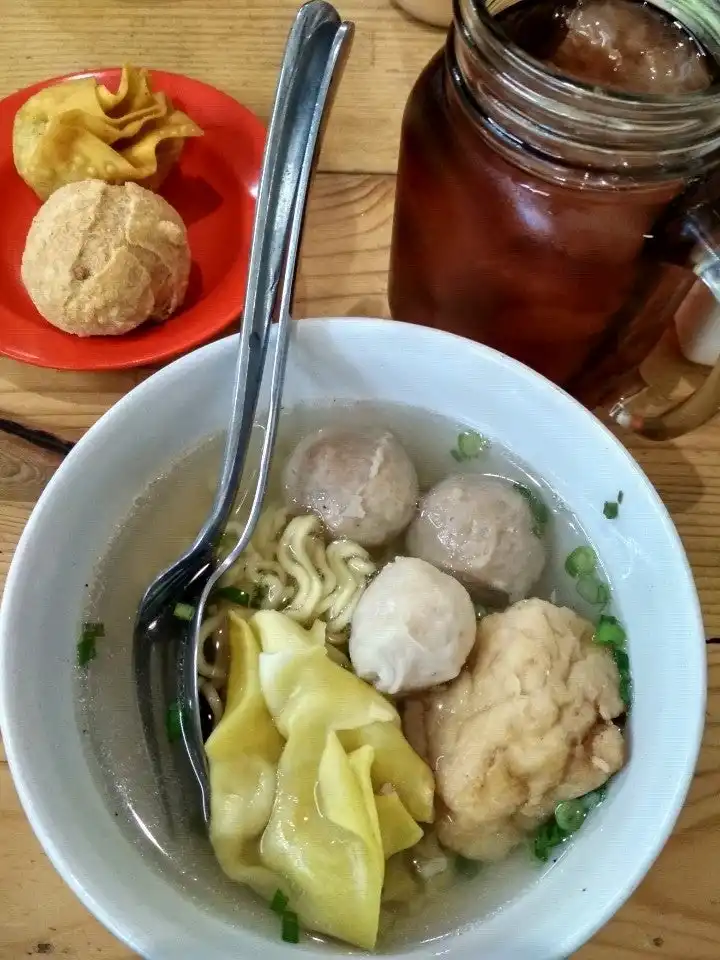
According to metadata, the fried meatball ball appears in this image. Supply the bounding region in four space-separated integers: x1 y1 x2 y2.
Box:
404 598 626 861
282 428 419 548
21 179 190 336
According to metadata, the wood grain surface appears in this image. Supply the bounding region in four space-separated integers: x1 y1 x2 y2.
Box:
1 1 720 958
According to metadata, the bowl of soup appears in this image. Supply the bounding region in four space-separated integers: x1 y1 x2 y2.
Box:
0 318 706 959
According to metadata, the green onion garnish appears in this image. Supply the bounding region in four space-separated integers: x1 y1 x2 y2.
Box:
77 621 104 667
455 430 488 461
618 671 632 708
554 799 588 834
617 490 624 503
583 785 608 810
603 501 619 520
270 889 289 915
281 910 300 944
533 785 610 862
612 647 632 707
593 618 631 708
594 614 626 649
213 586 251 607
173 602 195 621
513 482 549 538
565 546 597 578
166 701 182 743
474 602 489 620
576 574 610 607
532 817 567 862
454 854 481 878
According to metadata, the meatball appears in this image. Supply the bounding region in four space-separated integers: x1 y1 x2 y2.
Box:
349 557 476 696
406 475 545 602
282 428 419 548
21 180 190 336
404 599 626 861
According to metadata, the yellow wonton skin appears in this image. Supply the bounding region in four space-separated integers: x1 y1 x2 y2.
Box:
13 64 203 200
205 613 284 902
252 612 435 950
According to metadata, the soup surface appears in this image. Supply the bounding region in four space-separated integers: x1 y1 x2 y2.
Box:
78 400 621 948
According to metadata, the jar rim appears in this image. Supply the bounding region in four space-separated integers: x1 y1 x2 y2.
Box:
460 0 720 111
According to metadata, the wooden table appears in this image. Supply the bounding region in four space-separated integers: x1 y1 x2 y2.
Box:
1 1 720 957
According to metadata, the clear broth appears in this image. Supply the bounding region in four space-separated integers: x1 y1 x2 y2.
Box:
78 401 613 950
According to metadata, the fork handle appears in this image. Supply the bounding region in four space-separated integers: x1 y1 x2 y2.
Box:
180 1 354 822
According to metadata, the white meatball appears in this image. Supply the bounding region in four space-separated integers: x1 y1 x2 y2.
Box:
282 428 419 548
406 475 546 602
349 557 476 696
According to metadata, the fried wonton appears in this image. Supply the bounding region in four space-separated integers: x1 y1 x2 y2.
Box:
13 64 203 200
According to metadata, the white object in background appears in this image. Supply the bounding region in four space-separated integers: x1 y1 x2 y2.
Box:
675 277 720 366
394 0 453 27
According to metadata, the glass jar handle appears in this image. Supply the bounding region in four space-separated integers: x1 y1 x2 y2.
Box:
610 210 720 441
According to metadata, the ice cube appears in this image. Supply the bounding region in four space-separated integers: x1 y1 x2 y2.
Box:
548 0 713 94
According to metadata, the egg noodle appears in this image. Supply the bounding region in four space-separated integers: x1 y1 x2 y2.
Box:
199 504 377 727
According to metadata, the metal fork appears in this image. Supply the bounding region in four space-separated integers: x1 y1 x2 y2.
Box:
131 1 354 826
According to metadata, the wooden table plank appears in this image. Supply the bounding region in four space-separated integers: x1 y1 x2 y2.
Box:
0 0 442 176
0 2 719 957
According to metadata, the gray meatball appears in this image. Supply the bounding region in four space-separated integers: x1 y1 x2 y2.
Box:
406 475 546 602
282 428 419 548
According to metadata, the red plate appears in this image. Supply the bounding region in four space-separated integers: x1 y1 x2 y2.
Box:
0 68 265 370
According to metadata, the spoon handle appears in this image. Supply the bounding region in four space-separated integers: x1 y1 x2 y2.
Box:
180 2 355 819
202 1 351 545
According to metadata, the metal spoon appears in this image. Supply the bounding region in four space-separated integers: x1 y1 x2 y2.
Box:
132 0 354 825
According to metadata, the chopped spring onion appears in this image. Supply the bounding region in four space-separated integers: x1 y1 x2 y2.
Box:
564 546 597 578
583 785 608 811
617 490 624 503
576 575 610 607
214 584 266 609
166 701 182 743
270 889 289 915
619 672 632 708
593 616 631 708
77 621 104 667
533 786 610 862
456 430 489 460
474 602 489 620
594 614 626 649
512 482 549 538
612 647 632 707
281 910 300 944
532 817 567 863
214 586 251 607
454 854 481 879
554 799 588 834
603 500 619 520
173 602 195 621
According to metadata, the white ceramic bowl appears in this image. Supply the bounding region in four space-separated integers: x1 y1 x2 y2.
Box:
0 319 706 960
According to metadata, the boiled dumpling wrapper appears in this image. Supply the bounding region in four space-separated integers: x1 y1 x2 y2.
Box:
206 611 434 950
204 615 284 901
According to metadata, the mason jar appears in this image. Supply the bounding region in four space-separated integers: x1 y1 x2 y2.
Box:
388 0 720 439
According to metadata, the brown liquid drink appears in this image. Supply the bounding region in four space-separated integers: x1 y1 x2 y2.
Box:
389 0 720 418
